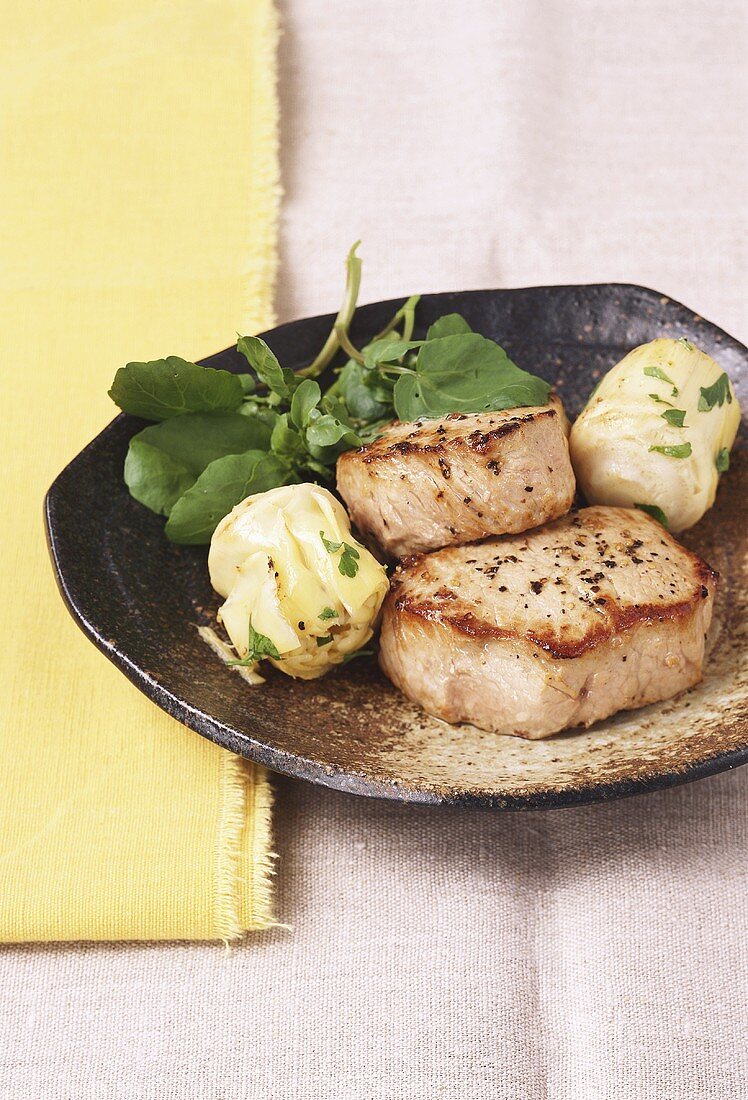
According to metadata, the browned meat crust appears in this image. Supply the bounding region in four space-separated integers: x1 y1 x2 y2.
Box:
379 507 717 738
336 397 575 557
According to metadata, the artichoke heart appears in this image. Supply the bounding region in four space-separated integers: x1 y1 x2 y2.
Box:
569 338 740 531
208 484 389 679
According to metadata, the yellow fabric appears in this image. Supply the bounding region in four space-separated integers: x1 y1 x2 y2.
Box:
0 1 280 940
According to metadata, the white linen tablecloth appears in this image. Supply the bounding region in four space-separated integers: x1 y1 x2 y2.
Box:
1 1 746 1096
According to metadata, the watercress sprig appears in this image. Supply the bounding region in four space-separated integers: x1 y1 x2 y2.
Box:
108 245 552 544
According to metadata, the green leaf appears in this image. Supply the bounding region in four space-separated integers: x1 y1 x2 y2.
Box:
124 443 194 519
635 503 669 527
303 396 362 463
236 404 280 434
228 620 281 665
290 378 322 429
393 334 550 420
270 413 307 461
392 374 427 420
649 443 692 459
660 408 687 427
319 607 339 620
426 313 472 340
319 532 360 577
358 417 391 443
109 357 244 420
328 360 392 421
320 392 356 424
236 335 299 400
415 334 543 404
648 392 674 408
698 372 733 411
306 415 361 451
363 371 396 403
316 635 334 647
362 339 423 370
165 451 296 544
716 447 730 473
238 374 256 395
643 364 678 396
124 412 274 517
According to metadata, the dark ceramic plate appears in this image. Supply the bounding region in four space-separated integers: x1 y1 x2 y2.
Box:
46 285 748 808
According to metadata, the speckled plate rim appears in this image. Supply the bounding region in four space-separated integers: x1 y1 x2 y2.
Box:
45 283 748 810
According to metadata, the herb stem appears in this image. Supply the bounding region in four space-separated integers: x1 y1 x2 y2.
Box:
303 458 334 480
399 295 420 342
296 242 363 378
375 362 417 377
371 294 421 343
334 323 365 365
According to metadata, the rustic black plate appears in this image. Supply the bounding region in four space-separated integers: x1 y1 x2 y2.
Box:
45 285 748 808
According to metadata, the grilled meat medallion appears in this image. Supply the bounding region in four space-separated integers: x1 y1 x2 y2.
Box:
379 507 717 739
336 397 575 558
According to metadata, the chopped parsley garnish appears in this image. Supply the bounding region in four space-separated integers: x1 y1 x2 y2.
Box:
660 408 686 427
716 447 730 473
643 365 678 397
316 635 334 647
319 606 339 621
227 620 280 665
649 392 674 407
340 648 375 664
649 443 692 459
320 531 360 577
320 534 342 553
635 503 668 527
338 548 360 577
698 372 732 411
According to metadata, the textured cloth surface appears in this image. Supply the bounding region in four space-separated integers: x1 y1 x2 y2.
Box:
2 774 748 1098
0 0 280 941
2 0 747 1094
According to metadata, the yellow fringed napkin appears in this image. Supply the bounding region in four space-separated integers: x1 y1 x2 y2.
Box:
0 0 280 940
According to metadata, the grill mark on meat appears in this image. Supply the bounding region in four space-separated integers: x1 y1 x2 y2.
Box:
380 507 717 739
393 592 715 659
388 510 718 660
357 409 557 463
336 398 576 557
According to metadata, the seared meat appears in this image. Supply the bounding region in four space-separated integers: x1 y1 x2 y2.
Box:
379 506 717 738
336 396 575 558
